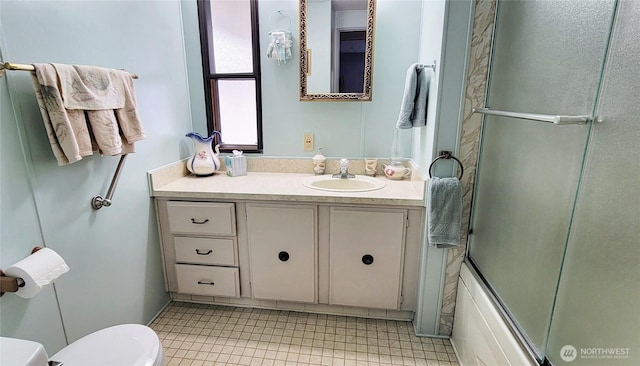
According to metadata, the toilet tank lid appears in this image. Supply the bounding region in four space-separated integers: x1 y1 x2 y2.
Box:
51 324 162 366
0 337 49 366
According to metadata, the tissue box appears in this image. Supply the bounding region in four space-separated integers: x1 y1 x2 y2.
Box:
225 155 247 177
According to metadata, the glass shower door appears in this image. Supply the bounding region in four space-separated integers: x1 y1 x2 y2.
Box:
467 0 616 360
544 1 640 364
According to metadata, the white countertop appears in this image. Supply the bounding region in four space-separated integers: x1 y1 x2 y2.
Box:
151 171 426 207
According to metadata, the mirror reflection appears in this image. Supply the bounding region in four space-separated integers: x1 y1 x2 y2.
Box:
299 0 376 101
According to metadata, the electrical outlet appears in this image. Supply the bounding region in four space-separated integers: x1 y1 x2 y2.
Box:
303 132 314 152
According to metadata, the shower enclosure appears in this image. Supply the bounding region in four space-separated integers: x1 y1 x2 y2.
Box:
467 0 639 365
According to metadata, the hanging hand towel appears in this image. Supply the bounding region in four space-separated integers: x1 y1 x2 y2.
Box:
31 63 93 165
396 63 431 129
52 64 125 110
428 177 462 248
266 10 293 65
31 63 144 165
53 64 145 150
266 31 293 64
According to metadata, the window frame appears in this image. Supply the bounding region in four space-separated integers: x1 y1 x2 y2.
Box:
197 0 263 153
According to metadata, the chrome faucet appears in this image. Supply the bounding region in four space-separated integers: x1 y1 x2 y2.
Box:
333 158 355 179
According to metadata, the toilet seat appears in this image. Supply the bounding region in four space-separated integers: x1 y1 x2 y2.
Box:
51 324 163 366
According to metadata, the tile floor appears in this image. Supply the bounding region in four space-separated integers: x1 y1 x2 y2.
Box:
150 302 459 366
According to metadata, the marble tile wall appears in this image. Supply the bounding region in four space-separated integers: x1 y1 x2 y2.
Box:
438 0 497 336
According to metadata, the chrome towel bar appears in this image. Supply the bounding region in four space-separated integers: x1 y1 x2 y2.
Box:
417 60 437 72
91 154 128 210
473 107 591 125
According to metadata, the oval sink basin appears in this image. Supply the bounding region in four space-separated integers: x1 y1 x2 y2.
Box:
303 175 386 192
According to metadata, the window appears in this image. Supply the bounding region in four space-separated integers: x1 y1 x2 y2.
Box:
198 0 263 153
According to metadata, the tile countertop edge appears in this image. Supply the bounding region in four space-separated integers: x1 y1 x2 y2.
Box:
151 190 425 207
149 163 426 207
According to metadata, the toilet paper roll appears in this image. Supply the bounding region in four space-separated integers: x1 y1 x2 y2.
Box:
5 248 70 298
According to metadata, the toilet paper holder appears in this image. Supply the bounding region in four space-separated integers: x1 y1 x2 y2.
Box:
0 246 41 297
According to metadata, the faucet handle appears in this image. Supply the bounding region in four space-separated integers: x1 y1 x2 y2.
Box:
340 158 349 170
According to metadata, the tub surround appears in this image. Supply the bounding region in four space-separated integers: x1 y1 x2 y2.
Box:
439 0 497 336
149 158 425 321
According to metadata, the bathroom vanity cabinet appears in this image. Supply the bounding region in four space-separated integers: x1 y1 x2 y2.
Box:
155 198 423 318
150 165 426 319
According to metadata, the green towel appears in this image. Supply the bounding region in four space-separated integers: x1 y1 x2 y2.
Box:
396 63 431 129
428 177 462 248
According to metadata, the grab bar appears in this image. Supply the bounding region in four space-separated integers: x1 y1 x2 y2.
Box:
473 108 591 125
91 154 127 210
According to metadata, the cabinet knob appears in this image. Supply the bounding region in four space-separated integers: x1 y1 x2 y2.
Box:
190 218 210 224
362 254 374 265
278 251 290 262
195 249 213 255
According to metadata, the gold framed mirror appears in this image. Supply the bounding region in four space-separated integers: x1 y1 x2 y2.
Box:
299 0 376 101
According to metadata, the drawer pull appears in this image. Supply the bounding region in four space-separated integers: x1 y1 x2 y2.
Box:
195 249 213 255
197 280 215 286
278 251 290 262
362 254 374 265
190 218 210 224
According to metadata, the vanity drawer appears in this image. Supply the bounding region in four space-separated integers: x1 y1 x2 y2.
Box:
167 201 235 236
175 264 240 297
174 237 237 266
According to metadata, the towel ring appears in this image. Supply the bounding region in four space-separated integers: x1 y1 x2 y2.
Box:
429 151 464 180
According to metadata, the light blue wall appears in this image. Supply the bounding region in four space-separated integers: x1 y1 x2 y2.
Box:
183 0 423 159
0 0 193 352
1 27 67 351
412 0 474 336
0 0 465 351
412 0 448 336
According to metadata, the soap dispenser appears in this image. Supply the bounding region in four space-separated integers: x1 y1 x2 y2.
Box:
312 148 326 175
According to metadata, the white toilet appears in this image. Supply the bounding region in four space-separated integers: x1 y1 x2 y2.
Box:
0 324 164 366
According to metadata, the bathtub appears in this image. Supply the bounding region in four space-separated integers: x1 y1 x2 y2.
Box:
451 262 537 366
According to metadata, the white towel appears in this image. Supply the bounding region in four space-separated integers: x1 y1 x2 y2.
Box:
114 71 145 144
31 64 93 165
396 63 431 129
52 64 125 110
31 63 143 165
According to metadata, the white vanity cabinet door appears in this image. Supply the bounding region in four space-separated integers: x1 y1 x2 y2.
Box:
246 204 317 303
329 207 407 310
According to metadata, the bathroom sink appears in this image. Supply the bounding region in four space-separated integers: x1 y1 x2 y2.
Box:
302 175 386 192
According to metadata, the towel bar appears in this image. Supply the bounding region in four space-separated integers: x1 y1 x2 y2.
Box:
1 60 139 79
472 107 591 125
429 151 463 180
417 60 436 72
92 154 128 210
